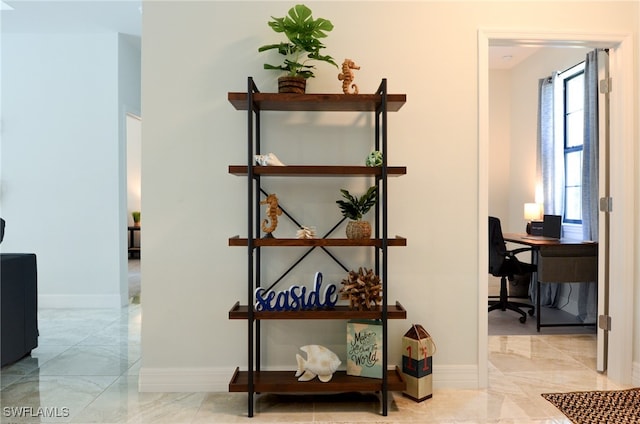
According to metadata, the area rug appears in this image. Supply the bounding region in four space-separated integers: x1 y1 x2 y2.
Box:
542 388 640 424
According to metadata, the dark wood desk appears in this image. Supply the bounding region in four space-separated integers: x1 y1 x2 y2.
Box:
503 233 598 331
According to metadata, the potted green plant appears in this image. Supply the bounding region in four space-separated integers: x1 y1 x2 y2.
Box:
258 4 338 94
132 211 141 227
336 186 377 239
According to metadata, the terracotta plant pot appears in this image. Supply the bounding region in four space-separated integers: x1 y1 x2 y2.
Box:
346 221 371 240
278 76 306 94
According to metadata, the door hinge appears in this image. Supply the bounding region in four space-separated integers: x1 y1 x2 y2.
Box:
598 314 612 331
600 77 612 94
599 197 613 213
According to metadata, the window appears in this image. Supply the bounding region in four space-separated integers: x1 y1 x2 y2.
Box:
559 62 585 224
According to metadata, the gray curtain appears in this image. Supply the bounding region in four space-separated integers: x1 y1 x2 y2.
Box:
533 52 602 320
577 50 600 322
532 75 561 307
538 73 565 216
582 50 599 242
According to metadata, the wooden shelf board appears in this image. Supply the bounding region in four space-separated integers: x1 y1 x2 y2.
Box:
228 367 406 393
228 165 406 177
228 236 407 247
228 301 407 320
228 92 406 112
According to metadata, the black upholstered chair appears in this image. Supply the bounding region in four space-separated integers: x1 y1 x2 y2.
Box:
488 216 536 324
0 218 39 366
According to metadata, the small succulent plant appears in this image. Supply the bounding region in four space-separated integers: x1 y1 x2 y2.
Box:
336 186 377 221
365 150 383 167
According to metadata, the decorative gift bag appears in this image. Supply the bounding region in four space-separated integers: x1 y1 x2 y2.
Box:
346 319 382 379
402 324 436 402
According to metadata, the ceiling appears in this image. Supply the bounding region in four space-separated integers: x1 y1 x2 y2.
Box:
488 45 541 70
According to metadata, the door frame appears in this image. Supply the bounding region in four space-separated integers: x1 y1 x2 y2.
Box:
477 29 634 387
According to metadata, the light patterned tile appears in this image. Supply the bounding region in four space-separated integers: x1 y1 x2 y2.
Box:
0 374 24 390
538 334 597 369
0 375 117 423
192 392 252 423
71 376 205 424
489 335 586 374
37 345 135 377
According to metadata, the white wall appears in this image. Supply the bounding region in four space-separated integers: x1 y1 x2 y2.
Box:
119 34 142 300
120 34 142 225
1 33 140 308
488 69 511 223
139 1 639 391
126 114 142 219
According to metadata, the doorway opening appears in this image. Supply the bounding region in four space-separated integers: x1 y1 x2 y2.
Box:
126 112 142 304
478 30 634 388
487 45 599 337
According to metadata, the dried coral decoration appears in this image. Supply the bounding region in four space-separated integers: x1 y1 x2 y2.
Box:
340 267 382 310
296 226 316 239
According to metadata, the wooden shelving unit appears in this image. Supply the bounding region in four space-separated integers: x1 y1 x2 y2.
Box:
228 78 407 417
227 91 406 112
127 226 141 258
228 301 407 320
228 165 407 177
228 235 407 247
229 368 406 393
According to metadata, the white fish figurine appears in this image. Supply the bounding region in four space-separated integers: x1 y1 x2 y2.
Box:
295 345 341 382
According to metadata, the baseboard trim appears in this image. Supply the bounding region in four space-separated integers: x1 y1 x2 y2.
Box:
38 294 125 308
139 367 231 392
138 365 479 392
433 364 479 389
632 361 640 386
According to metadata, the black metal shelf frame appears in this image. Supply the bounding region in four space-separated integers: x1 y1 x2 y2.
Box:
243 77 392 417
257 187 349 293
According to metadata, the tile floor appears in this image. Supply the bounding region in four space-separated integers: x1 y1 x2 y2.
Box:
1 300 633 423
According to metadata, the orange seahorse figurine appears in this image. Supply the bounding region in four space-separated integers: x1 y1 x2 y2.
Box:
338 59 360 94
260 193 282 238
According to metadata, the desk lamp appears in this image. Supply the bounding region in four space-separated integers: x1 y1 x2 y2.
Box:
524 203 543 234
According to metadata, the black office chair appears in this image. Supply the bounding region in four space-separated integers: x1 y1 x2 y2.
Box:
488 216 536 323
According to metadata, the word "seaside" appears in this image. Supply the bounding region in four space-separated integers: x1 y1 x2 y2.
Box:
254 272 338 311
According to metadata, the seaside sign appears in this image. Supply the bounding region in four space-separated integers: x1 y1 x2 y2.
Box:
254 272 338 312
